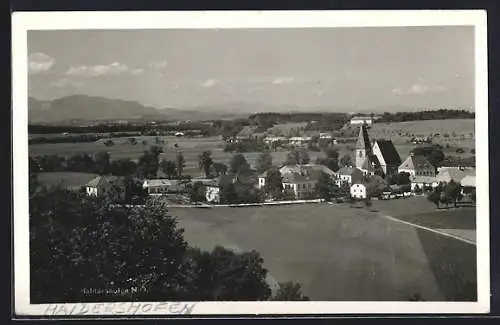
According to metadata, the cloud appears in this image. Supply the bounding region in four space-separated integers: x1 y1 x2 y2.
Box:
392 83 447 95
29 53 55 74
65 62 144 77
272 77 295 85
149 60 168 69
201 79 219 88
49 78 83 88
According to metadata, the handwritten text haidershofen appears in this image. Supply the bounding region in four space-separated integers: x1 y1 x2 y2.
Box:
44 302 197 316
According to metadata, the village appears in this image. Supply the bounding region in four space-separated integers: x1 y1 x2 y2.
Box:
74 116 476 210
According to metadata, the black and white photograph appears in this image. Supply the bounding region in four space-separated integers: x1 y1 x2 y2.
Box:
12 11 490 316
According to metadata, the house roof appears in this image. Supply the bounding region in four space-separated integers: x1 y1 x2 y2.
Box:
279 164 337 180
143 179 180 187
411 175 438 184
437 167 475 183
399 154 433 171
375 140 401 165
86 175 121 188
460 175 476 187
351 116 373 121
338 166 364 183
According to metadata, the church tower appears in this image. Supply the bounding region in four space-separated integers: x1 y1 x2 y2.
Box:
355 123 372 170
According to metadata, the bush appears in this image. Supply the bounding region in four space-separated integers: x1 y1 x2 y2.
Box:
456 147 465 153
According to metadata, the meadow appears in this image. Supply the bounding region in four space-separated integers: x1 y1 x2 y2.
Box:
29 118 475 176
170 197 477 301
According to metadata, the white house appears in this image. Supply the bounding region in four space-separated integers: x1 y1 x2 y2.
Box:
205 183 220 203
350 182 367 199
350 116 373 125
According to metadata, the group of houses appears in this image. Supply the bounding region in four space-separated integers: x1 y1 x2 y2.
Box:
78 123 475 205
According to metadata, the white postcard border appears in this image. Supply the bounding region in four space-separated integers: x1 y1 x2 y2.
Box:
12 10 490 316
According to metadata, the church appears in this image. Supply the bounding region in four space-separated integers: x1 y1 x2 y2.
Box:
355 123 401 178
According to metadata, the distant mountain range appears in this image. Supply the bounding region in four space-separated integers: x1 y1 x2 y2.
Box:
28 94 468 124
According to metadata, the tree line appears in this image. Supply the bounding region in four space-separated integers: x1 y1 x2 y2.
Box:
377 109 474 123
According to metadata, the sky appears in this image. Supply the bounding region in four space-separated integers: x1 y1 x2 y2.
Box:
27 27 475 111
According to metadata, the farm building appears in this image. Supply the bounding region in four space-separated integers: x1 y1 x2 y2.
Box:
350 116 373 125
398 153 436 177
350 182 367 199
142 179 182 195
289 136 312 145
85 175 125 198
436 167 475 184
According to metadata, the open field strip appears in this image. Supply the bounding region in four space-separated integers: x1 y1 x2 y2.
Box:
382 215 476 246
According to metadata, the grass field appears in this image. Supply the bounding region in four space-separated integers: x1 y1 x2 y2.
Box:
29 119 475 176
170 199 477 301
370 119 475 149
29 136 329 176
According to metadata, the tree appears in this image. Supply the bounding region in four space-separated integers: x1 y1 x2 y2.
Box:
176 152 186 178
219 182 239 204
110 159 138 176
198 151 214 178
230 154 250 175
104 139 114 146
365 175 387 199
316 148 340 172
445 180 462 207
264 167 283 199
30 191 189 303
128 137 137 145
181 246 271 301
160 159 177 179
136 146 163 179
190 181 206 203
30 188 279 303
271 282 310 301
213 163 228 176
94 151 111 175
387 172 411 186
315 172 337 201
285 148 310 165
255 151 273 174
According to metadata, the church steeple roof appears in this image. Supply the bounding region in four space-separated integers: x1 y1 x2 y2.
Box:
356 123 371 151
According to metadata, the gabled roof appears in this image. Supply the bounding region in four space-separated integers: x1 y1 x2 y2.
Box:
399 154 433 171
460 175 476 187
86 175 121 188
375 140 401 165
143 179 180 187
437 167 475 183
